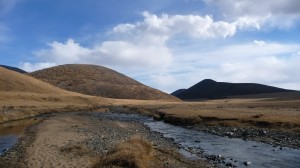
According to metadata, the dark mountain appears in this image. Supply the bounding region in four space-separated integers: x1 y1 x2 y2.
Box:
171 89 186 96
174 79 296 100
0 65 27 74
29 64 180 101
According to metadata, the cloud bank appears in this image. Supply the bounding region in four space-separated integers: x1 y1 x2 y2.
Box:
21 5 300 92
204 0 300 29
161 41 300 92
22 12 238 72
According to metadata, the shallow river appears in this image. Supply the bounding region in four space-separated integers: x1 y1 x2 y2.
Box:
94 112 300 168
0 118 39 155
1 112 300 168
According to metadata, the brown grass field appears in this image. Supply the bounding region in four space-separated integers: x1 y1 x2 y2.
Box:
1 66 300 133
110 95 300 132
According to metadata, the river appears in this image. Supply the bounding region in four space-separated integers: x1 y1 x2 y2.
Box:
0 118 40 155
93 112 300 168
1 112 299 168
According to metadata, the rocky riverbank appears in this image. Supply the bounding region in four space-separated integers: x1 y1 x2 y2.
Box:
192 125 300 149
111 106 300 149
0 112 211 168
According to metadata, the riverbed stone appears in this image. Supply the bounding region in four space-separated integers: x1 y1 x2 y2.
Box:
244 161 251 166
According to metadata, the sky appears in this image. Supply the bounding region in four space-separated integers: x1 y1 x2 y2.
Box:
1 0 300 93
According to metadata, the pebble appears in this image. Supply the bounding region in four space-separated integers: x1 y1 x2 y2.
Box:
244 161 252 166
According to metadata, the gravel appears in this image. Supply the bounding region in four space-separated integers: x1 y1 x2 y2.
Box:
191 125 300 149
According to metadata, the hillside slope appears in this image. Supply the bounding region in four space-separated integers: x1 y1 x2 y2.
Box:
0 67 108 123
0 67 69 94
0 65 27 74
173 79 296 100
29 64 179 101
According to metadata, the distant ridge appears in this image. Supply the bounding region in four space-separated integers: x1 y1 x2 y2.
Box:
0 65 27 74
29 64 179 101
171 79 296 100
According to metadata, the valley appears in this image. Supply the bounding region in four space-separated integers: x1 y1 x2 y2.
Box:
0 65 300 168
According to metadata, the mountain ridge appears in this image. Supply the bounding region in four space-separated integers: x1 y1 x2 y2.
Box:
172 79 296 100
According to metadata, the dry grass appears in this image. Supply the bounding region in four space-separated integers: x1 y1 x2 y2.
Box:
110 97 300 132
0 67 111 123
93 137 153 168
29 64 179 101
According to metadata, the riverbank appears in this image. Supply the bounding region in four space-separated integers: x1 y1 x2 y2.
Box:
0 112 210 168
109 106 300 149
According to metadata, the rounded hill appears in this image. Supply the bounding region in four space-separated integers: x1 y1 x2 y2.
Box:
29 64 179 101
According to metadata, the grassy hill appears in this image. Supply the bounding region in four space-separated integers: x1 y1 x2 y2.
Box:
29 64 179 101
0 65 27 74
172 79 296 100
0 67 106 123
0 66 69 94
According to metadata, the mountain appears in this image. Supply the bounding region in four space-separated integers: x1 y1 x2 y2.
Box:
171 89 186 97
29 64 179 101
172 79 296 100
0 65 27 74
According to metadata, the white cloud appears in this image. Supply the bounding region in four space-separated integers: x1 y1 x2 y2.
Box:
159 41 300 92
253 40 266 46
25 38 172 72
25 12 239 72
23 11 300 92
113 12 237 40
204 0 300 29
34 39 93 64
21 62 57 72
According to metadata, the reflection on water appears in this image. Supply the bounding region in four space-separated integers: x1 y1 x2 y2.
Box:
0 135 17 155
0 118 39 155
0 119 38 136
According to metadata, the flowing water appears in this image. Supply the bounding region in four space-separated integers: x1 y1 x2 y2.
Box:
1 112 299 168
145 121 300 168
93 112 300 168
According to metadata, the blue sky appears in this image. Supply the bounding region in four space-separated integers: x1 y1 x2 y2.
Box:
1 0 300 93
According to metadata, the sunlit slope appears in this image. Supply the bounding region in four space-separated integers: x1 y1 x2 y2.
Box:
29 64 179 101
